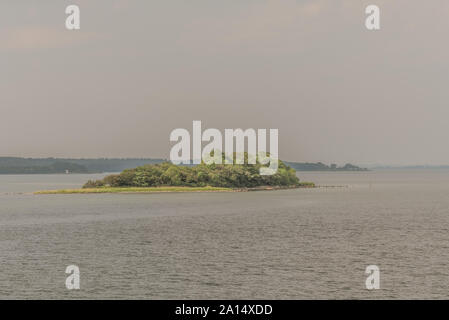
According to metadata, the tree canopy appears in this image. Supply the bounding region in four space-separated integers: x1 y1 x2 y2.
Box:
83 153 299 189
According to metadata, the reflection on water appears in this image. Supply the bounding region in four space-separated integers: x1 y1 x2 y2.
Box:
1 170 449 299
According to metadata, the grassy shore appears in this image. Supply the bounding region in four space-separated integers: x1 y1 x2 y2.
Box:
34 183 315 195
34 186 232 194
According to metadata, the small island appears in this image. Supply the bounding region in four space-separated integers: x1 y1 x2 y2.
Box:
35 154 315 194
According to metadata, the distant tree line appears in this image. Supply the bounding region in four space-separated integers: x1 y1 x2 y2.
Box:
285 162 368 171
0 161 89 174
0 157 367 174
0 157 165 174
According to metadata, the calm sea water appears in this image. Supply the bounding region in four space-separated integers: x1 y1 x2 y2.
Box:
1 170 449 299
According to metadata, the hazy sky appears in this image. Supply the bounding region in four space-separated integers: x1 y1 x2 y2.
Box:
1 0 449 165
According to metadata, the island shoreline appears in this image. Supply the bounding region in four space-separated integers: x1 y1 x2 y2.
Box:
34 183 316 195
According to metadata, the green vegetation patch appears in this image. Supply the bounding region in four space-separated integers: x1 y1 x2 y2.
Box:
82 154 300 189
297 182 315 188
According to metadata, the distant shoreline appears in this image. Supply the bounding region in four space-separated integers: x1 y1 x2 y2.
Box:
0 157 368 174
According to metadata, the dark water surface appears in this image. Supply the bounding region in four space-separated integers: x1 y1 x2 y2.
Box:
1 170 449 299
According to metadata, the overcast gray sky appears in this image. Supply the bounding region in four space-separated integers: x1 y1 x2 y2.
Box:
1 0 448 165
